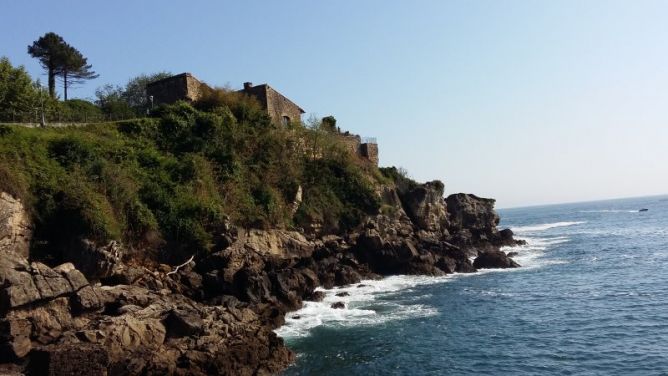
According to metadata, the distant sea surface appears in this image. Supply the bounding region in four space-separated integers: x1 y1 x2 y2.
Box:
276 195 668 375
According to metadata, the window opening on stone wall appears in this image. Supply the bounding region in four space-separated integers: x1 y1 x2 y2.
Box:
281 115 290 126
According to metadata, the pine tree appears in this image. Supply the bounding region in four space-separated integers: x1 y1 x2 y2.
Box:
28 32 98 100
58 44 98 100
27 32 67 99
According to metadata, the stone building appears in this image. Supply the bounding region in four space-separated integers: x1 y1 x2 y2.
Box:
337 133 379 166
238 82 305 125
145 73 377 164
146 74 305 125
146 73 207 105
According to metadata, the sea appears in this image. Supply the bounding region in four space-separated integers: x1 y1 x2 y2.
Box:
275 195 668 375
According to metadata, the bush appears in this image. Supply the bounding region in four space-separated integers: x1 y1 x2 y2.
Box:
58 99 104 122
0 101 383 264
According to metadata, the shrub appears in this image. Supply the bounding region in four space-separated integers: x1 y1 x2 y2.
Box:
0 101 384 264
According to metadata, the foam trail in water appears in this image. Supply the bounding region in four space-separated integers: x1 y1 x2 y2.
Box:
511 221 585 233
578 210 639 213
278 225 572 339
275 275 450 338
501 236 568 269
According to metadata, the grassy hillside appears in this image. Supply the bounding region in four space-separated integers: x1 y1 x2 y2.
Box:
0 98 382 263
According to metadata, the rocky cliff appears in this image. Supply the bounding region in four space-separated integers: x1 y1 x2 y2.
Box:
0 180 523 375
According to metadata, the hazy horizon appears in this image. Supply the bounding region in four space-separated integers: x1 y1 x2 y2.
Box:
2 0 667 208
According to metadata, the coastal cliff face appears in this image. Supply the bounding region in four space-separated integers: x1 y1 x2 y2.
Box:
0 181 522 375
0 102 523 375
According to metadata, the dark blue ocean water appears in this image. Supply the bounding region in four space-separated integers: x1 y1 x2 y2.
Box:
277 195 668 375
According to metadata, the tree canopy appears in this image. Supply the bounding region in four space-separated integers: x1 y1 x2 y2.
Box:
27 32 98 100
0 57 45 121
58 44 98 100
27 32 66 98
95 72 172 117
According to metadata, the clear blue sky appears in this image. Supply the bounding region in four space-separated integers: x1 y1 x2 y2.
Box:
2 1 667 208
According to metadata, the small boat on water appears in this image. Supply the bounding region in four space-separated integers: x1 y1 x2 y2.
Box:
639 208 649 212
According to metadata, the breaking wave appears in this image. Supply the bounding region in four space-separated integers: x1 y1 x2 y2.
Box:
277 231 568 339
511 221 585 233
275 275 449 338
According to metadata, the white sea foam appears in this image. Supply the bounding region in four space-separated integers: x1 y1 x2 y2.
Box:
275 275 451 338
578 209 639 213
501 235 568 269
277 229 571 339
511 221 585 233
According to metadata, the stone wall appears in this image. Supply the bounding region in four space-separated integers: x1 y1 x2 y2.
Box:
265 86 304 125
146 73 205 105
240 83 304 125
337 134 362 155
361 143 379 165
335 133 378 166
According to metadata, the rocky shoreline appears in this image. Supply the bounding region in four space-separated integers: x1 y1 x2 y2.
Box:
0 181 523 375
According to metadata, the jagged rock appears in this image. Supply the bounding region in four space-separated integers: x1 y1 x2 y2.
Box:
330 302 345 309
358 229 384 251
473 250 520 269
0 192 32 258
499 228 514 241
236 229 314 259
358 239 419 274
335 292 350 297
5 297 74 347
64 239 123 280
31 262 72 299
446 193 499 240
306 291 325 302
334 265 362 286
500 228 525 246
0 317 32 360
28 343 109 376
399 180 449 232
94 313 166 358
0 251 42 311
0 363 22 375
105 265 145 285
53 263 88 291
436 256 457 273
290 185 303 215
72 285 103 312
164 308 203 338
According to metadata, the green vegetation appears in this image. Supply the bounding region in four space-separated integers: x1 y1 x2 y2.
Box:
0 96 381 263
0 56 168 123
28 32 98 100
95 72 173 118
379 166 418 192
0 57 45 121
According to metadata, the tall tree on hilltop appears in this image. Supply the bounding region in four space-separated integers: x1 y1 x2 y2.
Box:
28 32 98 100
27 32 67 98
58 44 98 100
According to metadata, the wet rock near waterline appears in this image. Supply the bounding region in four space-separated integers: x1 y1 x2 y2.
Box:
330 302 345 309
0 181 525 374
473 250 520 269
